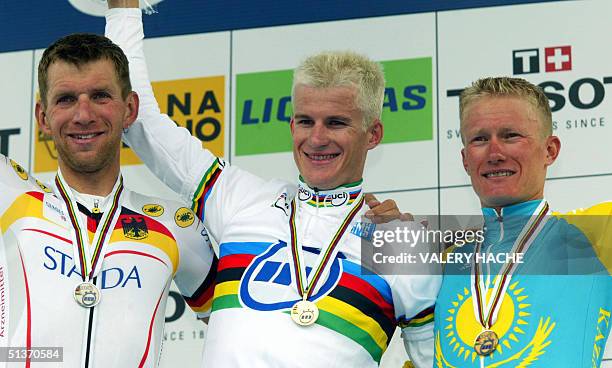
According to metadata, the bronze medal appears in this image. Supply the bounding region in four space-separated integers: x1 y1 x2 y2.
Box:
474 330 499 356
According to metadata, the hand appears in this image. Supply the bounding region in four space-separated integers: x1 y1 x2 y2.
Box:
108 0 139 8
364 193 413 224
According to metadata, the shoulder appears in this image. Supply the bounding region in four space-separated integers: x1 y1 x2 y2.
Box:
123 190 201 231
0 154 49 194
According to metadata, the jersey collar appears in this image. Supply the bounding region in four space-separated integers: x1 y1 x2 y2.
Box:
481 199 547 239
296 177 363 209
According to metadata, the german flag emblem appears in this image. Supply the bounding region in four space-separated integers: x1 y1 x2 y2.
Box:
121 216 149 240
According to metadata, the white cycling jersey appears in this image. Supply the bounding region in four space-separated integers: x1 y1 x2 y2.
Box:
108 8 440 367
0 155 215 367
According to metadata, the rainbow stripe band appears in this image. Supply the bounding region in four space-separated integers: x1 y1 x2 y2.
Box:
191 159 223 222
290 195 364 299
473 201 549 328
210 241 396 363
54 175 124 281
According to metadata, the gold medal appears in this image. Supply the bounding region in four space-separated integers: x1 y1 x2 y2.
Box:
74 282 101 308
474 330 499 356
290 300 319 326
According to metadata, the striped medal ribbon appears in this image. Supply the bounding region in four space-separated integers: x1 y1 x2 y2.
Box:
55 172 124 308
289 194 364 326
470 200 550 358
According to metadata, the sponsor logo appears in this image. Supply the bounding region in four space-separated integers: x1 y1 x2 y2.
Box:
272 192 290 216
239 242 342 311
67 0 164 17
142 204 164 217
175 207 196 228
446 44 609 140
33 76 224 173
235 57 433 156
513 46 572 75
350 221 376 241
152 76 225 158
544 46 572 73
592 308 610 365
43 195 68 225
43 246 142 289
0 128 20 156
10 159 28 180
513 48 539 74
36 179 52 193
324 192 348 207
297 187 312 202
121 216 149 240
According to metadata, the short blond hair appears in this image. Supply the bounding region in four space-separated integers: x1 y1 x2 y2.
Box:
292 51 385 129
460 77 552 139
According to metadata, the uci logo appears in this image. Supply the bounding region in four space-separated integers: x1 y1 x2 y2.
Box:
297 187 312 202
324 192 348 207
239 242 342 311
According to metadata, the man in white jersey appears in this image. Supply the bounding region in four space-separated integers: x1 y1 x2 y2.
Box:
107 2 440 367
0 32 215 366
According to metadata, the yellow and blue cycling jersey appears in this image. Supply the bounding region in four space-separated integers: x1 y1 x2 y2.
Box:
434 199 612 367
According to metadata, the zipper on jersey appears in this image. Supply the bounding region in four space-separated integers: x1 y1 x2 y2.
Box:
83 276 97 368
483 209 504 284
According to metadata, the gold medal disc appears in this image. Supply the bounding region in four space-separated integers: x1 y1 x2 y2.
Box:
74 282 101 308
290 300 319 326
474 330 499 356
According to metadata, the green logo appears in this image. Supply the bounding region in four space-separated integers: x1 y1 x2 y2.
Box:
235 57 432 156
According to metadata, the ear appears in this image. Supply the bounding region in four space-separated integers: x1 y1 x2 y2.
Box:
290 118 295 136
544 135 561 166
366 119 383 150
461 148 469 173
35 101 52 136
122 91 140 129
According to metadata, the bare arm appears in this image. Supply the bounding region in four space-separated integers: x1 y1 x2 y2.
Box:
108 0 139 8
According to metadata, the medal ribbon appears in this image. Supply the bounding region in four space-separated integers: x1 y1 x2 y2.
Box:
289 195 364 300
55 173 124 282
471 201 549 330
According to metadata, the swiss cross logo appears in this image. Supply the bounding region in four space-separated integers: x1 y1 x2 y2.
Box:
512 45 572 75
544 46 572 72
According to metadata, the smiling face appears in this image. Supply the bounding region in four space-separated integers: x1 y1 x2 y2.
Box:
291 84 382 190
36 59 137 177
460 96 560 209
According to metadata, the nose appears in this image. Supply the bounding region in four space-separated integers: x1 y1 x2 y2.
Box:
74 95 95 124
487 137 506 164
307 122 330 147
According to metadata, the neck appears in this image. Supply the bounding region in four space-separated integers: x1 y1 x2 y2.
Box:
484 196 545 215
58 161 120 197
300 177 363 192
483 198 545 216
